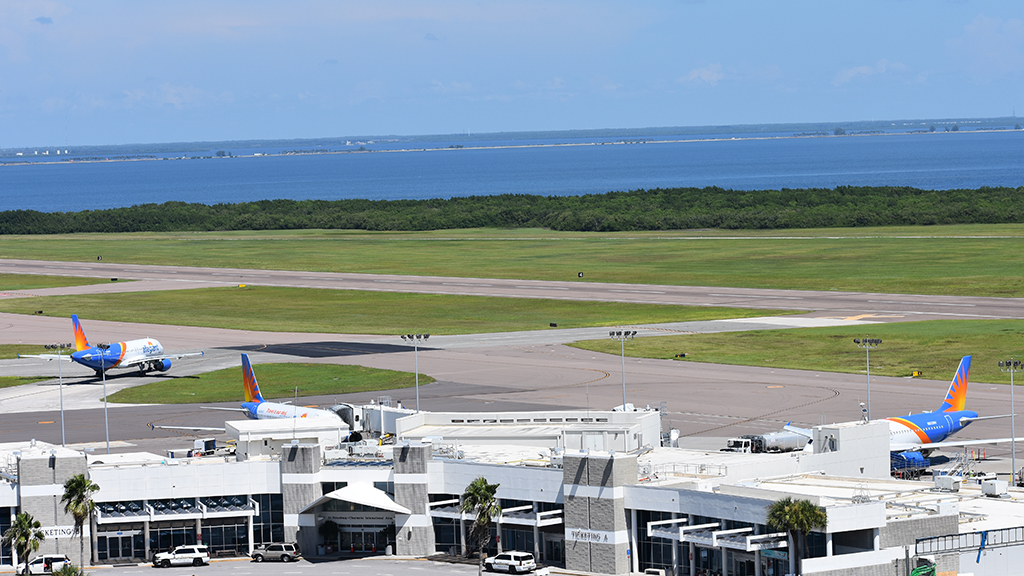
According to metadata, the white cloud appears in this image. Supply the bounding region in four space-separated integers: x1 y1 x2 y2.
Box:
948 14 1024 79
680 64 723 86
832 59 906 86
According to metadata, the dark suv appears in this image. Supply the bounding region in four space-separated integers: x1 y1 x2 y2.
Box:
251 543 301 562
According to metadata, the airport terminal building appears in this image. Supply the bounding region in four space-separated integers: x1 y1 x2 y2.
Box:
3 407 1024 575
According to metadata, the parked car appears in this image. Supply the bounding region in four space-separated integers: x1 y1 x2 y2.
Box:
17 554 70 574
484 551 537 573
152 545 210 568
251 542 301 562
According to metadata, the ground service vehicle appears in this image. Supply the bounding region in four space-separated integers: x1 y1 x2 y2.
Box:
152 545 210 567
251 542 301 562
485 551 537 573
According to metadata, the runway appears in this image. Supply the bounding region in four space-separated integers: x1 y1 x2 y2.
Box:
0 259 1020 470
3 258 1024 320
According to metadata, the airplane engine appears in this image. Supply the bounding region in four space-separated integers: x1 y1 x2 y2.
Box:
157 359 172 372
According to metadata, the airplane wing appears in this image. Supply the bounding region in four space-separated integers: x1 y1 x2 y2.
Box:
893 436 1024 453
116 351 205 369
149 423 226 432
784 423 813 438
17 354 73 362
200 406 247 412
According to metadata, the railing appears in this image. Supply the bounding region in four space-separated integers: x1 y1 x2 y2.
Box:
639 462 727 481
917 526 1024 554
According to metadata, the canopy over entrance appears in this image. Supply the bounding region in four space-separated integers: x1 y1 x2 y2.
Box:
299 483 411 515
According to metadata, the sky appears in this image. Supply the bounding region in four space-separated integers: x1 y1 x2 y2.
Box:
2 1 1024 147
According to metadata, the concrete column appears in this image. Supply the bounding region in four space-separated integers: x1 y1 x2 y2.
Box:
196 518 202 546
247 513 255 555
630 508 639 574
459 513 467 556
281 443 321 553
532 503 541 562
497 516 503 554
753 524 761 576
826 532 833 556
393 443 435 557
562 451 637 575
143 520 150 562
788 534 796 576
671 512 679 576
688 514 696 576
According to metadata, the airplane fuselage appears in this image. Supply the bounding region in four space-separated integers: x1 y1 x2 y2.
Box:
71 338 167 373
241 401 341 422
886 410 978 448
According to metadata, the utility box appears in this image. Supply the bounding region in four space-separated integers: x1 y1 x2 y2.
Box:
982 479 1009 497
935 475 961 492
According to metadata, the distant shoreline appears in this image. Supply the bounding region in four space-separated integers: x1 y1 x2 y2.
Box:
1 126 1016 168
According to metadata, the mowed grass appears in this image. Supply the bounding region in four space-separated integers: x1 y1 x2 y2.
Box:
0 273 115 290
107 362 429 404
2 224 1024 296
571 319 1024 384
0 376 52 388
0 286 787 334
0 345 53 359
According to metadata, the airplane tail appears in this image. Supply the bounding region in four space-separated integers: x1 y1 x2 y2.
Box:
72 314 90 351
241 354 265 404
939 355 971 412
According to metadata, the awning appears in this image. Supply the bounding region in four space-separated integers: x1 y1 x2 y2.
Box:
299 483 412 515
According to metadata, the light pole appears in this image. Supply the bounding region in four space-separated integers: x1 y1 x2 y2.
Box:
853 337 881 421
45 342 74 446
610 331 637 410
999 358 1021 484
98 343 111 454
401 334 429 412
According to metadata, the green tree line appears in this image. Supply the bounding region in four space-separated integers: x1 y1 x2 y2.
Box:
3 186 1024 234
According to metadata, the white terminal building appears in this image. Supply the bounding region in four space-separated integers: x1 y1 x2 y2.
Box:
2 404 1023 576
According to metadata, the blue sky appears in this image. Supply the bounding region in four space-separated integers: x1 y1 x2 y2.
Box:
2 1 1024 147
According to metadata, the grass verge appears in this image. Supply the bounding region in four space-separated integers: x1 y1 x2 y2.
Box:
2 224 1024 296
107 363 430 404
0 273 119 290
0 375 51 388
0 345 52 359
570 319 1024 385
0 286 789 335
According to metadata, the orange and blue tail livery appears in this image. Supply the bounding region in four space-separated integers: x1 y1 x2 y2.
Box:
241 354 265 404
72 314 90 351
939 355 971 413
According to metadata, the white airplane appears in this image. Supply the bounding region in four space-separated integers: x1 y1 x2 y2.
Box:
150 353 345 433
20 314 203 376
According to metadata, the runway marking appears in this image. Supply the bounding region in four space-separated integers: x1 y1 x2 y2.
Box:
443 282 493 287
868 300 973 307
610 289 666 294
515 285 569 290
708 293 803 300
37 420 54 424
766 386 784 389
375 280 420 284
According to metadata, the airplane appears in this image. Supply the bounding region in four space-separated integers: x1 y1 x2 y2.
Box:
786 355 1021 456
19 314 203 376
149 353 345 433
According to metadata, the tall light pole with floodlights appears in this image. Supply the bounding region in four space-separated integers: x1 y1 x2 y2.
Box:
98 343 111 454
853 337 882 421
610 330 637 410
46 342 74 447
401 334 429 412
999 358 1021 484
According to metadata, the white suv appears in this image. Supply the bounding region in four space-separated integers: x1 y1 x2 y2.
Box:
152 545 210 568
485 551 537 573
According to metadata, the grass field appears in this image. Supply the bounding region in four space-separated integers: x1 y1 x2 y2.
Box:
0 375 51 388
106 362 428 404
0 345 51 359
571 319 1024 384
0 273 115 290
0 285 787 334
2 224 1024 296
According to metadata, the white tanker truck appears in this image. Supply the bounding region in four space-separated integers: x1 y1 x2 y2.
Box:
721 430 811 454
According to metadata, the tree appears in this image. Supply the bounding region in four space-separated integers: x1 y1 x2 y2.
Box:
3 512 45 574
766 497 827 576
61 474 99 566
461 477 501 576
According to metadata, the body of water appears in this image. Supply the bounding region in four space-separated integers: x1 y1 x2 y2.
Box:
1 130 1022 213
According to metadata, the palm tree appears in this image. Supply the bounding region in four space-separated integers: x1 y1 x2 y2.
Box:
766 497 827 576
3 512 45 575
61 473 99 567
461 477 501 576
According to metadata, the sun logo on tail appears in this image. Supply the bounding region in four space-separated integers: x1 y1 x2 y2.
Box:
940 356 971 413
